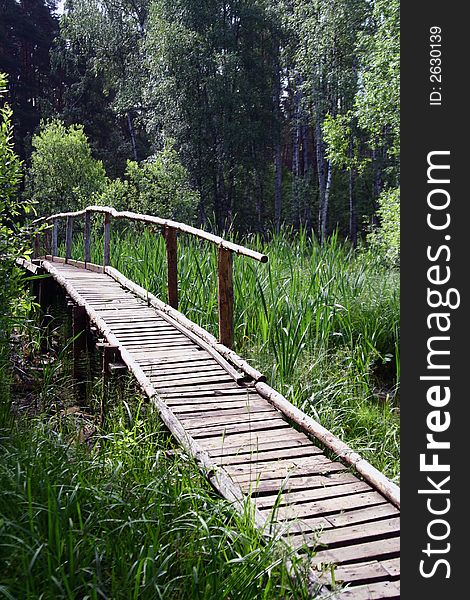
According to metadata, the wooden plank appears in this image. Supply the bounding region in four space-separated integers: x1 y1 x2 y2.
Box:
146 369 229 384
245 472 359 496
160 387 254 399
156 382 241 394
230 454 345 476
256 481 372 510
199 429 308 451
129 349 205 361
113 326 190 338
165 227 178 309
165 393 262 406
180 410 281 429
315 561 392 585
190 419 291 439
262 491 387 522
380 558 400 579
152 376 236 390
325 504 399 528
216 445 323 466
142 363 224 377
170 400 272 415
206 436 314 458
231 459 348 485
289 517 400 551
311 536 400 567
338 581 400 600
256 381 400 510
217 246 233 348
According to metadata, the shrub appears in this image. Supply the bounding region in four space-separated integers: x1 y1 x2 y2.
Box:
367 187 400 267
26 120 108 216
0 73 35 414
100 139 199 221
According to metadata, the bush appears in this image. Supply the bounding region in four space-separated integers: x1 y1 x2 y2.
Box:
0 73 35 413
367 187 399 266
26 120 108 216
100 139 199 221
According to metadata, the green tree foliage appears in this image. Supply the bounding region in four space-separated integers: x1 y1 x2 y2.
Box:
100 140 199 222
0 73 35 402
145 0 280 228
26 120 108 215
60 0 150 162
367 187 399 266
291 0 367 240
0 0 59 158
355 0 400 158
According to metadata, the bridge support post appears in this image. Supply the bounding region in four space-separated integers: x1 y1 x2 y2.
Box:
84 210 91 263
101 344 118 425
72 304 88 403
164 227 178 309
217 247 234 348
52 219 58 256
65 216 74 262
103 213 111 267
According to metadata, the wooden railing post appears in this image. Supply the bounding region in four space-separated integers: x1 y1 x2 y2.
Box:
103 212 111 266
52 219 58 256
164 227 178 309
65 215 74 262
84 210 91 263
33 233 40 259
72 304 87 403
217 246 234 348
44 227 51 256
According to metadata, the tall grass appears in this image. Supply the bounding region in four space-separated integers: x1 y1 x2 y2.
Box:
0 382 311 599
67 225 400 481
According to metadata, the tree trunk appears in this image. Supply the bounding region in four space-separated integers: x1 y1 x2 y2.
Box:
127 111 138 162
315 118 327 241
320 159 332 242
274 143 282 231
273 41 282 232
349 167 357 246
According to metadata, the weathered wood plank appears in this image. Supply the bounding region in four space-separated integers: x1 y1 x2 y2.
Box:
316 561 393 585
289 517 400 551
311 536 400 568
255 481 372 510
325 504 399 528
180 410 281 429
262 491 387 522
216 445 323 466
242 472 359 496
232 459 348 486
338 580 400 600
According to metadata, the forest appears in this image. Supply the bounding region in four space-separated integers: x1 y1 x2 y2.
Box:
1 1 400 598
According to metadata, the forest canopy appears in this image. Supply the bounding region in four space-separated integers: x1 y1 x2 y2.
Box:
1 0 399 260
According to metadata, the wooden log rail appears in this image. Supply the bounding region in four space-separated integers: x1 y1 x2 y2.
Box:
33 206 268 349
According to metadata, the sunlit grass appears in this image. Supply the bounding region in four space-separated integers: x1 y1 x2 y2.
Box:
0 395 311 599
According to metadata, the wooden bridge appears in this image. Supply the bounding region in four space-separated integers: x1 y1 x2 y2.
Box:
22 206 400 599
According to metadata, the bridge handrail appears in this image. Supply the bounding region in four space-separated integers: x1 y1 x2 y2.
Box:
32 205 268 348
33 205 268 263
